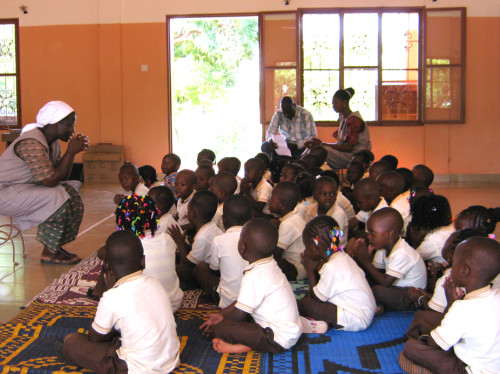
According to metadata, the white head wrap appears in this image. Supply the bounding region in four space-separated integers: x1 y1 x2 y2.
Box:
21 101 75 134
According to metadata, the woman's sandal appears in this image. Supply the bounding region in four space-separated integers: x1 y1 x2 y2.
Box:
300 316 329 334
40 247 82 265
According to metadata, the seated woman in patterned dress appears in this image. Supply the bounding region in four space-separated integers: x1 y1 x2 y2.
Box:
0 101 89 264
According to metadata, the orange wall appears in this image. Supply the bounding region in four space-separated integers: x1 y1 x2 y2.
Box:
2 16 499 175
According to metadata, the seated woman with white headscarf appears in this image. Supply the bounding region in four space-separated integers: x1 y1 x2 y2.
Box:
0 101 89 264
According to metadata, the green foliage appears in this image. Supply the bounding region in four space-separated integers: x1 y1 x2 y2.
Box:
172 18 258 111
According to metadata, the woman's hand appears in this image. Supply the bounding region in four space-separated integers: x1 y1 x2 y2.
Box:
67 134 89 155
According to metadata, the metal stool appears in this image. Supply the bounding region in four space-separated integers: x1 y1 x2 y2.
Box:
0 216 26 266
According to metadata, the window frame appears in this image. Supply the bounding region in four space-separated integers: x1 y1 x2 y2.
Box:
0 18 21 129
297 7 466 127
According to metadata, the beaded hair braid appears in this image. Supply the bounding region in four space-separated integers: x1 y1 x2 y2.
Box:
115 194 159 238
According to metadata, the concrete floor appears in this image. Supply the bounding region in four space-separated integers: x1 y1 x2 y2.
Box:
0 181 499 323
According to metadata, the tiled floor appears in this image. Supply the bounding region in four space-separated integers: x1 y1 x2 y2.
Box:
1 181 499 323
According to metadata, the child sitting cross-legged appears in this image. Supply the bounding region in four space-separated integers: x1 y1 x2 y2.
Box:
377 171 411 237
348 177 388 232
209 171 238 232
401 237 500 374
298 216 376 333
63 230 180 373
200 218 302 354
113 163 149 204
193 194 253 307
304 176 349 247
268 181 307 281
170 190 223 289
353 207 427 313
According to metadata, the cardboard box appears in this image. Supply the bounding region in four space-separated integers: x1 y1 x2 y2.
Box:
83 144 124 183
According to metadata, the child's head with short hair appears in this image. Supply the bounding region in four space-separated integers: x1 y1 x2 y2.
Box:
255 152 271 171
376 171 406 205
412 164 434 188
454 205 499 235
161 153 181 175
451 237 500 291
174 169 196 200
301 153 321 169
138 165 157 188
115 194 159 238
195 164 215 191
409 194 452 233
118 163 141 193
217 157 241 176
148 186 175 217
379 155 398 170
238 218 278 263
244 158 265 185
345 161 364 185
222 194 252 230
295 172 315 201
319 170 340 186
313 176 339 215
302 215 344 262
280 162 305 182
352 150 374 170
187 190 219 226
368 160 392 180
209 171 237 203
288 159 308 170
197 149 216 165
396 167 414 192
308 145 328 165
105 230 145 279
268 181 302 217
441 228 486 266
353 178 382 212
366 207 404 252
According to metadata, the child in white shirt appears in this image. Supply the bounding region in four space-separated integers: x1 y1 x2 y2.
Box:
209 172 238 232
63 230 179 373
299 215 375 333
239 158 272 216
353 207 427 313
200 218 302 353
114 163 149 204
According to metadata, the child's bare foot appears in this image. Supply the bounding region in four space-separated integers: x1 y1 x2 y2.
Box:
212 338 252 354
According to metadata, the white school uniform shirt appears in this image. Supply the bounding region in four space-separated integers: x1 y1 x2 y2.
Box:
337 191 356 221
314 251 376 331
295 196 315 219
417 224 455 263
372 237 427 289
303 201 348 247
133 182 149 197
390 191 411 237
431 286 500 374
427 268 465 313
492 273 500 290
209 226 249 308
250 178 273 214
156 213 181 235
355 197 388 224
141 232 183 312
234 176 242 194
186 221 223 265
263 170 272 183
236 257 302 350
92 271 180 374
211 203 225 232
176 190 195 226
278 210 307 280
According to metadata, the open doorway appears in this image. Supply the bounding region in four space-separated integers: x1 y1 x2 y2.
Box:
168 16 260 171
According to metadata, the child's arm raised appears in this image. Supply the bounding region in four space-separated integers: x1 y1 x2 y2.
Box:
353 238 397 287
168 225 194 267
239 179 266 213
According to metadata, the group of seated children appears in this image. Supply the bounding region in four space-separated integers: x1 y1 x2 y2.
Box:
63 147 499 374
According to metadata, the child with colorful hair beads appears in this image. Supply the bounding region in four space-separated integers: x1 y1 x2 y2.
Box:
92 195 183 311
299 215 376 333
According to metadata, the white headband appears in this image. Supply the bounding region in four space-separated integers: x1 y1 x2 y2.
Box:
21 101 75 134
